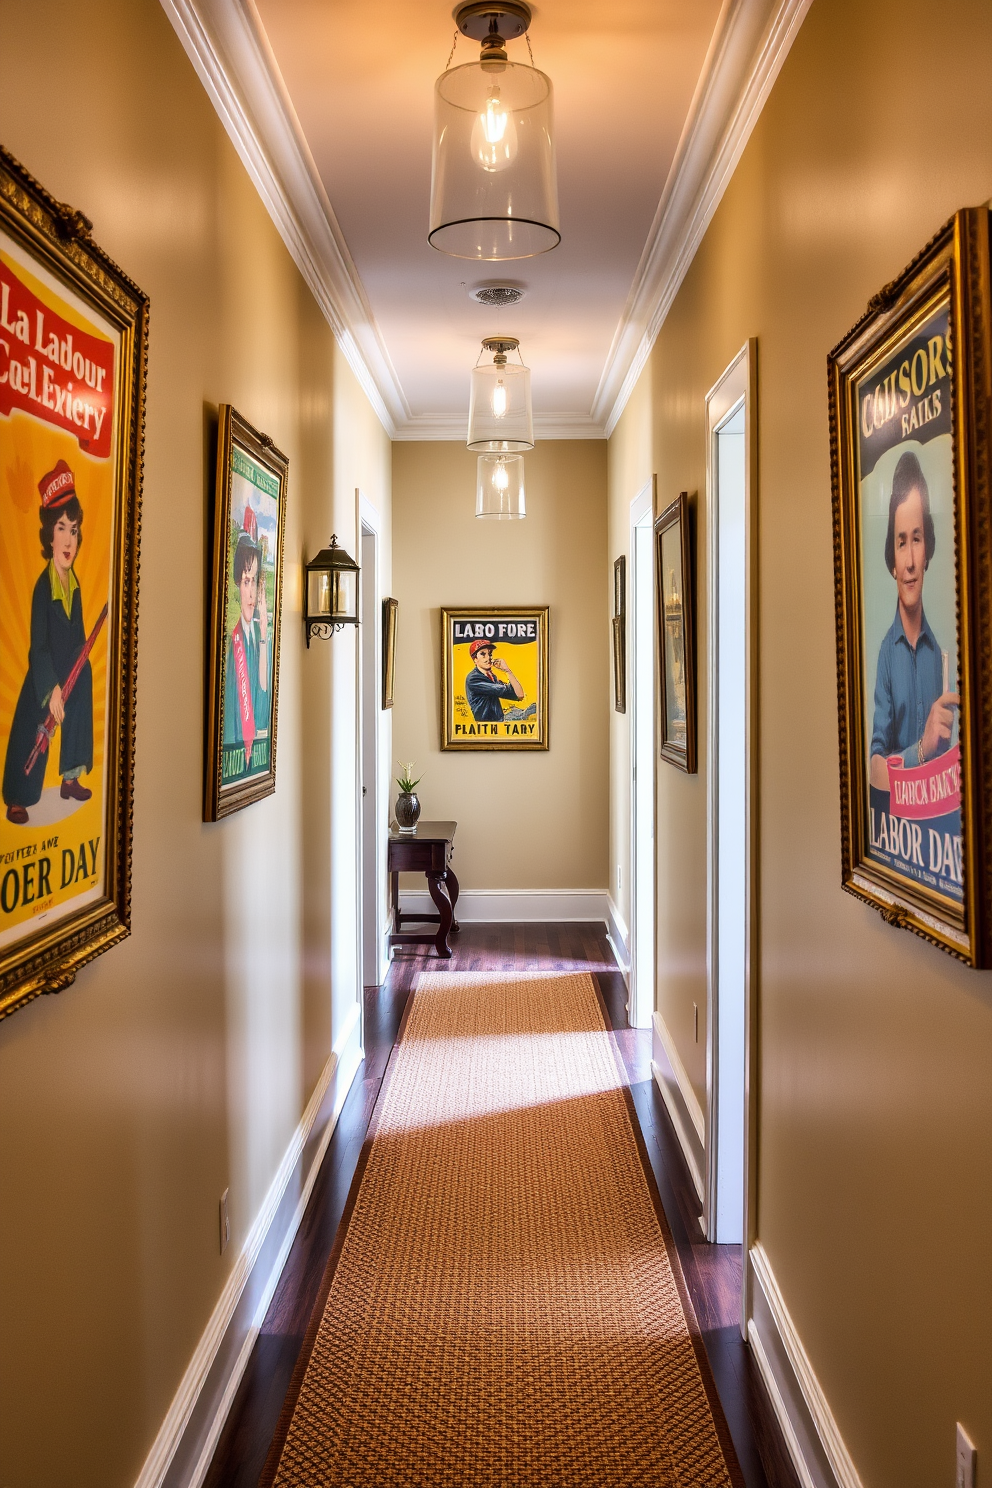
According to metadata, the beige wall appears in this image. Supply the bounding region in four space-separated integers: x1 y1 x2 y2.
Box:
0 3 390 1486
608 0 992 1481
392 441 608 893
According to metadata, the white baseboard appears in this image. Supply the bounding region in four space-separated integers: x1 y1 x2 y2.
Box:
605 895 630 983
136 1003 364 1488
748 1242 864 1488
398 888 609 923
651 1012 706 1203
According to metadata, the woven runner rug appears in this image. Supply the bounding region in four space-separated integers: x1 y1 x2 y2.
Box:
263 970 742 1487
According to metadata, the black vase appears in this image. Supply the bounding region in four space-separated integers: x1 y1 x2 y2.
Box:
395 791 421 833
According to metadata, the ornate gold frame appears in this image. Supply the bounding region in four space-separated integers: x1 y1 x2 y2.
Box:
829 206 992 965
203 406 288 821
382 597 398 709
656 492 697 773
0 146 147 1020
440 606 549 751
613 556 626 714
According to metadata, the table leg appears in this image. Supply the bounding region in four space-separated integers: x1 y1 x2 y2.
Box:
444 866 460 932
391 870 400 932
427 871 454 957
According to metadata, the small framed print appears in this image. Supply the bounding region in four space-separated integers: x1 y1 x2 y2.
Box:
0 146 147 1019
204 406 288 821
441 607 549 750
613 556 626 714
612 616 626 714
656 493 697 773
382 597 398 709
830 205 992 965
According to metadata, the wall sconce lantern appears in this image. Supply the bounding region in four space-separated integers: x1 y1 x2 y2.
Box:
429 1 560 261
467 336 534 451
304 535 359 646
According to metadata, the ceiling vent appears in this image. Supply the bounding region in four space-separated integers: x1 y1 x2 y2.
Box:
469 285 526 308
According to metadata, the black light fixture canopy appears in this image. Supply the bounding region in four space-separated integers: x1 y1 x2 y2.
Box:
304 535 359 646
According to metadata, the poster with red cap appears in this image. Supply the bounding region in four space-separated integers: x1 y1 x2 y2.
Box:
0 223 120 957
441 608 549 750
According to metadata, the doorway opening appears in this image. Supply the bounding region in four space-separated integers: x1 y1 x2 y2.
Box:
628 478 656 1029
704 344 756 1336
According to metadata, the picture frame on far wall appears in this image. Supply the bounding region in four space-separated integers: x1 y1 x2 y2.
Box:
829 204 992 967
656 493 697 772
613 555 626 714
440 606 549 751
0 146 148 1021
204 406 288 822
382 597 398 709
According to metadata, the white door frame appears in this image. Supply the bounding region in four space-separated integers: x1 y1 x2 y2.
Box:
357 490 390 989
704 342 758 1337
628 476 657 1029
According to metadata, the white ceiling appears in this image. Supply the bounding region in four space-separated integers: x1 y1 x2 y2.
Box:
164 0 812 436
253 0 722 428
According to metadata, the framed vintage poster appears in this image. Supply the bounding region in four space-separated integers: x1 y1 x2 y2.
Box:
656 493 697 772
829 205 992 965
613 555 626 714
0 146 147 1019
382 596 398 709
204 406 288 821
441 607 549 750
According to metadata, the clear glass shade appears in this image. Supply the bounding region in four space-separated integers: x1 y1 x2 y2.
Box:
429 59 559 260
468 357 533 451
476 453 526 519
307 567 356 622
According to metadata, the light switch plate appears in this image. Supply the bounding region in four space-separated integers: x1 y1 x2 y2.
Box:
956 1423 976 1488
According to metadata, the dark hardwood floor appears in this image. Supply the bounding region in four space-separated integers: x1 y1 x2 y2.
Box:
205 923 798 1488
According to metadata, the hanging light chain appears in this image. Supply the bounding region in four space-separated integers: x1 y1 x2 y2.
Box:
526 33 535 66
445 28 459 70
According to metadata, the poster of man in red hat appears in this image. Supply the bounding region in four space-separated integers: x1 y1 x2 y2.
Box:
0 220 119 958
441 608 549 751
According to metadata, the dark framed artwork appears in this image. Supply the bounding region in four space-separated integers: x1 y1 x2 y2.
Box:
382 596 398 709
440 607 549 750
204 406 288 821
829 205 992 965
613 555 626 713
656 493 697 772
0 146 147 1019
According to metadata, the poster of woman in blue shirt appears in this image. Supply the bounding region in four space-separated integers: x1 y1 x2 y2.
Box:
859 303 963 905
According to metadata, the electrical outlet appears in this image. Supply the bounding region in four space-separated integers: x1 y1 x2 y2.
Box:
956 1424 976 1488
219 1188 230 1255
693 1003 699 1042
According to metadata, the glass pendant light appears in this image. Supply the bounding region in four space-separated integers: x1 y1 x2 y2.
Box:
467 336 534 451
477 453 525 518
429 2 560 261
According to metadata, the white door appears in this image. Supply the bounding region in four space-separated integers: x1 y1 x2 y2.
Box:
361 524 379 987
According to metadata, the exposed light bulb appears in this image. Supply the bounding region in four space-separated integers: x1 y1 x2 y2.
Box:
471 87 517 173
493 459 509 491
491 379 507 418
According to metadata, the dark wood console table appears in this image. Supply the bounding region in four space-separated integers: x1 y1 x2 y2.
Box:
388 820 460 959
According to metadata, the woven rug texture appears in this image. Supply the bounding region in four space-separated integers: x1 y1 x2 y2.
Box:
267 969 738 1487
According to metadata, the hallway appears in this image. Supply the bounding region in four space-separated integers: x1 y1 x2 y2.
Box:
205 926 799 1488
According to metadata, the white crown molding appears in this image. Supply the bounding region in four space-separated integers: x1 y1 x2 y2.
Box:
161 0 811 444
393 411 607 442
159 0 407 437
595 0 814 436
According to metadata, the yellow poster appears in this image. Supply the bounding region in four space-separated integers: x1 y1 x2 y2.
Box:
0 229 120 950
441 607 549 751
